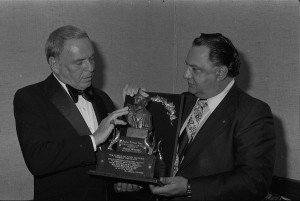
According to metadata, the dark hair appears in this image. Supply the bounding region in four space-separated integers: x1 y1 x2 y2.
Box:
45 25 89 63
192 33 240 77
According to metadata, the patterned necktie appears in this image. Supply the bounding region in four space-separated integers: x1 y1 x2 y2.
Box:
185 99 208 142
173 99 207 175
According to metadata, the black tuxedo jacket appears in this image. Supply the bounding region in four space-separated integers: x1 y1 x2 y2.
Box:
175 84 276 200
14 74 115 200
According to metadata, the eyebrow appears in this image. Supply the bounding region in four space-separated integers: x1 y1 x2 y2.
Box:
73 54 95 62
73 58 85 64
185 61 200 68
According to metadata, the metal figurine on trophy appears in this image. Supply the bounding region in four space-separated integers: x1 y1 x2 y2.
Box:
127 92 152 131
107 91 157 154
122 91 157 154
106 91 154 152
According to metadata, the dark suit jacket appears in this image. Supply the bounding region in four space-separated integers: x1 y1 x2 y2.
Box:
13 74 115 200
175 84 276 200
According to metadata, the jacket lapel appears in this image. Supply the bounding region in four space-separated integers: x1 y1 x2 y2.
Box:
45 74 91 136
178 85 240 172
91 94 108 124
181 93 197 127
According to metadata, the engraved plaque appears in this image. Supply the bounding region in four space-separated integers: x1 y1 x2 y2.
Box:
89 150 156 182
116 137 147 154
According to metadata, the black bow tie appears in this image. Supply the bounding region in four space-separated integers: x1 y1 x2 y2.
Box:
66 85 94 103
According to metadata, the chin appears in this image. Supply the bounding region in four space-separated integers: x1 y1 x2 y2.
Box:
188 87 196 94
77 85 88 90
82 82 92 89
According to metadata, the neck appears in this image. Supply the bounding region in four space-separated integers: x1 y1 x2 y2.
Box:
196 78 234 99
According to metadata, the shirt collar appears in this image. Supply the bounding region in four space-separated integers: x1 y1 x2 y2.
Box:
206 79 235 113
53 73 69 94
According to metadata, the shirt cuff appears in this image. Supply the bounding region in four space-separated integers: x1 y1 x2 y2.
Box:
89 135 97 151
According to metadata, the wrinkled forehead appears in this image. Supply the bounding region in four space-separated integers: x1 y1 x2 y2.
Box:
61 38 94 58
186 46 211 64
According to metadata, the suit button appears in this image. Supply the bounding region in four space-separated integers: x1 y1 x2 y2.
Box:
79 144 83 148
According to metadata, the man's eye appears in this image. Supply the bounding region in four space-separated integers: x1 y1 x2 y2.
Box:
76 61 83 65
192 68 201 73
89 57 95 63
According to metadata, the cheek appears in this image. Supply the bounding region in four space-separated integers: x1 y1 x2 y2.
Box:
60 67 72 79
193 75 215 91
71 68 85 80
192 74 205 85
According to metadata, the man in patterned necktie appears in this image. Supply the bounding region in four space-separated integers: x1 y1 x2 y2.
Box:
148 33 276 200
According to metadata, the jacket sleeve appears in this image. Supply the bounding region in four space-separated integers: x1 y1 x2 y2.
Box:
187 101 276 200
13 89 96 177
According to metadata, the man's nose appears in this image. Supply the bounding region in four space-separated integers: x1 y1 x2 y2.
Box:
183 67 192 79
84 59 94 71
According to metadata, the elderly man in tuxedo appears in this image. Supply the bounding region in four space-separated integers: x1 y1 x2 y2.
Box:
119 33 276 200
13 25 129 200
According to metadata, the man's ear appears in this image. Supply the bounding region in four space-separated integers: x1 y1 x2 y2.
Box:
49 57 59 74
216 66 228 81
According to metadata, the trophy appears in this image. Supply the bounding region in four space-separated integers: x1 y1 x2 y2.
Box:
88 91 184 185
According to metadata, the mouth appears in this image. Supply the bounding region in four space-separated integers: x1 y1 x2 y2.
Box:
83 76 93 80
